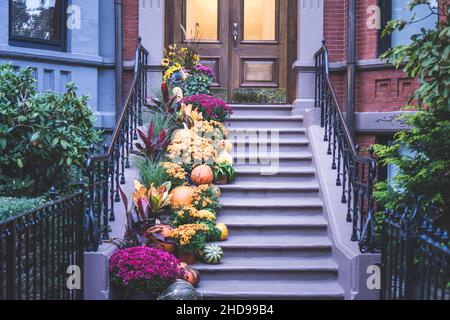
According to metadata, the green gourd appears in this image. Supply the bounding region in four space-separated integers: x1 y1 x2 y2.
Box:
201 244 224 264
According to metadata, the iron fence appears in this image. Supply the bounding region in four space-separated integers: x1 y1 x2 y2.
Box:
0 190 84 300
314 41 378 253
381 201 450 300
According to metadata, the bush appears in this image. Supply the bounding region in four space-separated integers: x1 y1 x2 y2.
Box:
0 64 101 197
183 74 212 97
0 196 46 222
180 94 232 123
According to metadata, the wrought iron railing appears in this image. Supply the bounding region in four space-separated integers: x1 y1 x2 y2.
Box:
85 42 148 251
381 199 449 300
0 189 84 300
314 42 378 253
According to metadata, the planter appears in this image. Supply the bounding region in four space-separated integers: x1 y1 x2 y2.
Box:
178 253 196 265
215 176 228 185
127 290 158 301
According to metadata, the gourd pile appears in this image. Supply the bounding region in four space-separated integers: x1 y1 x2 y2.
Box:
120 43 235 293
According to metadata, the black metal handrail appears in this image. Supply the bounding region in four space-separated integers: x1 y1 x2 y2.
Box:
0 190 84 300
85 42 149 251
380 199 449 300
314 41 378 253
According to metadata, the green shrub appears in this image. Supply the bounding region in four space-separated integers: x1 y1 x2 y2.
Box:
232 88 287 104
0 64 101 197
183 74 212 96
0 196 47 222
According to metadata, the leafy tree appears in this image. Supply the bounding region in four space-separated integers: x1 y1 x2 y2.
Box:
374 1 449 228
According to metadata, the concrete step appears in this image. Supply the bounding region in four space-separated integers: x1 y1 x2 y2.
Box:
229 139 310 153
235 167 316 183
227 115 304 129
229 128 307 140
220 182 320 199
230 104 293 116
219 215 328 237
198 280 344 300
194 258 338 282
232 152 313 168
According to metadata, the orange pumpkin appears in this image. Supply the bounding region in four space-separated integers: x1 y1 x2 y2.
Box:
183 266 200 287
191 164 214 185
170 186 195 208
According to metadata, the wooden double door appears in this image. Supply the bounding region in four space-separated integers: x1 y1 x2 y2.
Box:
166 0 297 103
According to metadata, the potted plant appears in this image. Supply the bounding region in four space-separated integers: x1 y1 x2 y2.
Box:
109 246 183 300
172 223 209 264
213 162 236 185
118 181 172 246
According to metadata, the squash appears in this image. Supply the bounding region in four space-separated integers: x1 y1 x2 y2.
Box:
170 186 195 208
191 164 214 185
201 245 224 265
215 223 229 241
181 265 201 287
158 280 202 300
216 150 233 165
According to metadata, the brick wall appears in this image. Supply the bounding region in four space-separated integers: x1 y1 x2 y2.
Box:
123 0 139 62
122 0 139 100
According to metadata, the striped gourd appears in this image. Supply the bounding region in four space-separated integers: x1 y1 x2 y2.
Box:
201 245 223 264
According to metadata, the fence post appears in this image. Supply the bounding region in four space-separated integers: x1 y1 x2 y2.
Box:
6 220 17 300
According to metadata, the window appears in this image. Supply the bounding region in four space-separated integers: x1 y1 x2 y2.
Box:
9 0 66 51
243 0 276 41
378 0 438 56
185 0 218 41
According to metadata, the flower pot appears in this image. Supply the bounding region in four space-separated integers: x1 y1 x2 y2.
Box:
216 176 228 185
127 290 158 301
178 253 196 265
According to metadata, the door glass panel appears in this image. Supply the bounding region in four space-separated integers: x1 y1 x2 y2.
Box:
186 0 218 41
244 0 276 41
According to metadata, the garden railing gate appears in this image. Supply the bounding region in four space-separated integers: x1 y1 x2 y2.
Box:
381 199 450 300
314 41 378 253
0 190 84 300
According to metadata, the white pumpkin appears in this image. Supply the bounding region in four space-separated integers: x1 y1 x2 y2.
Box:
225 140 233 152
216 150 233 165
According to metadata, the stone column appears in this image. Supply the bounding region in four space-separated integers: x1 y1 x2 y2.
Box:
293 0 324 114
139 0 165 91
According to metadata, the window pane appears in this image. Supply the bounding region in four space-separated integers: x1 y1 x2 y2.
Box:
186 0 218 41
10 0 62 42
391 0 438 46
244 0 276 41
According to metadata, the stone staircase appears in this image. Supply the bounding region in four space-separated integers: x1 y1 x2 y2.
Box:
194 104 344 300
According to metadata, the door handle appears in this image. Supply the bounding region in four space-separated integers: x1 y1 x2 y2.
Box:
232 23 239 50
